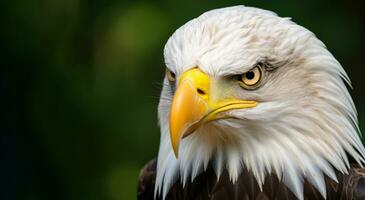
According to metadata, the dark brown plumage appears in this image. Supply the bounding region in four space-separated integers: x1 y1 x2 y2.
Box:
138 159 365 200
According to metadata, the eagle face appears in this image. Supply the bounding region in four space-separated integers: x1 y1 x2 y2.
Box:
155 6 365 199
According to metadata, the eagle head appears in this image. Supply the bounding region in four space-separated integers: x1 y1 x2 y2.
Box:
155 5 365 199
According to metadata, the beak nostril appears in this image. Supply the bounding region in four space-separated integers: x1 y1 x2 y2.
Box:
197 88 206 95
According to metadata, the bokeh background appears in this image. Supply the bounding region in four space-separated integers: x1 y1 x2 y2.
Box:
1 0 364 199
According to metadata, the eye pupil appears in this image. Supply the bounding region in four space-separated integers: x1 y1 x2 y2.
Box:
245 71 255 80
238 64 264 90
166 69 176 82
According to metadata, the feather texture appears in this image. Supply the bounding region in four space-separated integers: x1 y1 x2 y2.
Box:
139 159 365 200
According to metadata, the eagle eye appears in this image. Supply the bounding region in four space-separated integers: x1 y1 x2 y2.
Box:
166 68 176 82
239 64 263 90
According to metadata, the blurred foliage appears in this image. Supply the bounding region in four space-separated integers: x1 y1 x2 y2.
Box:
1 0 364 200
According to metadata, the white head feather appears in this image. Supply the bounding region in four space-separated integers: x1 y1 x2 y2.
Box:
155 5 365 200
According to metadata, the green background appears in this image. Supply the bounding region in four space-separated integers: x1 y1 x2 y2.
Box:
1 0 364 200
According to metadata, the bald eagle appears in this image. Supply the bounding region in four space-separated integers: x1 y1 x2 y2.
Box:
138 6 365 200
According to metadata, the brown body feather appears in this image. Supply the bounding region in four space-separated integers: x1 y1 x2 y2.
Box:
138 159 365 200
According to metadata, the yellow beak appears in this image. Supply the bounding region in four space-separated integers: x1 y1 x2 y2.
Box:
169 68 257 157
